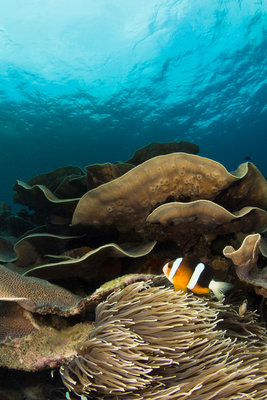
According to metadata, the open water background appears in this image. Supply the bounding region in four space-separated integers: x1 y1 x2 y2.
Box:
0 0 266 205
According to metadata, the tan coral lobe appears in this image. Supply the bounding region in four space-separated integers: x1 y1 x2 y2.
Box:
146 200 267 234
72 153 239 231
72 153 267 235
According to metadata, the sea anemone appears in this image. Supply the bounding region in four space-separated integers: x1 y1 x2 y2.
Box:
60 281 267 399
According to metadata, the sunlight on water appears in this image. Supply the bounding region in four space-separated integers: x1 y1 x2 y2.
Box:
0 0 266 203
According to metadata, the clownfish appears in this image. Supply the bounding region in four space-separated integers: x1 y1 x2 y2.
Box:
163 256 232 301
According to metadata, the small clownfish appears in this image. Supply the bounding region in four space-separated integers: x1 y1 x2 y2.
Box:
163 257 232 301
238 299 248 317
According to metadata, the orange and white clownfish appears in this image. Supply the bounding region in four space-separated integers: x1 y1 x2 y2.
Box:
163 256 232 301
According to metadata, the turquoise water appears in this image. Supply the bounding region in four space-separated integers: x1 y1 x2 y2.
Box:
0 0 266 204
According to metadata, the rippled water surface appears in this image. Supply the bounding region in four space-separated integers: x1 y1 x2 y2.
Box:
0 0 266 203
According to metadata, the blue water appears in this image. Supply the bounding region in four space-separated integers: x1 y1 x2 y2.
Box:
0 0 266 205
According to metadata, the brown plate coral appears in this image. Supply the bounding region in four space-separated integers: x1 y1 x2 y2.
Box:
147 200 267 235
72 153 267 237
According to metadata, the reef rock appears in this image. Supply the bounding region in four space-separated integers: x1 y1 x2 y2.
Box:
0 202 11 216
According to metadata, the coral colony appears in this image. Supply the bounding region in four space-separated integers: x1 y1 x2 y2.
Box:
0 142 266 399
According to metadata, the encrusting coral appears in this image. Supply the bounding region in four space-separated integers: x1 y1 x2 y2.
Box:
0 274 151 371
60 281 267 399
0 263 82 314
0 302 39 342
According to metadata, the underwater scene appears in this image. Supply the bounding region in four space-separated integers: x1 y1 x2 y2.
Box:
0 1 267 399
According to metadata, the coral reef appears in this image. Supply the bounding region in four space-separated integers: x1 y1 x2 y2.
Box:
13 233 84 268
0 273 153 370
0 319 94 371
11 141 199 230
2 143 266 300
0 302 39 342
0 202 11 216
0 141 267 398
0 236 16 262
2 142 267 303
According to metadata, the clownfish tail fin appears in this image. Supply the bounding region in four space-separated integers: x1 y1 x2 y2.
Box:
209 280 233 301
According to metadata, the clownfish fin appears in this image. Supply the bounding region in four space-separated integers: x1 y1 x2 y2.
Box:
208 280 233 301
174 285 187 294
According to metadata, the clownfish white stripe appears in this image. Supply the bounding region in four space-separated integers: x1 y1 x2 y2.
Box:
187 262 205 290
169 257 183 280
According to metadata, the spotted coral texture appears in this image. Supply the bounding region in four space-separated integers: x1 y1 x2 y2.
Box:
72 153 267 233
60 282 267 399
0 302 39 342
0 264 82 315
